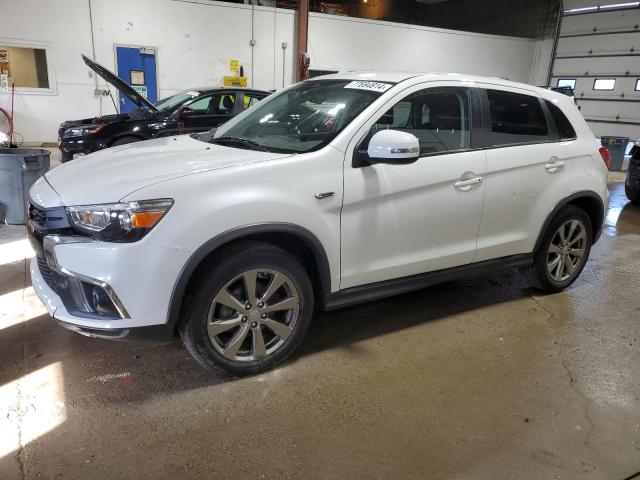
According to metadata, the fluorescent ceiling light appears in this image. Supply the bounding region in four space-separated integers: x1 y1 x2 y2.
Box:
565 6 598 12
599 2 639 9
565 2 639 13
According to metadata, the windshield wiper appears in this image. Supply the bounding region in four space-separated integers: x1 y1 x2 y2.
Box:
211 136 269 152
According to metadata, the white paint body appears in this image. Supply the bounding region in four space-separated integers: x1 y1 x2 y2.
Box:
29 72 609 332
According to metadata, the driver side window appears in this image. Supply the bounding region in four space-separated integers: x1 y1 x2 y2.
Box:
372 87 471 157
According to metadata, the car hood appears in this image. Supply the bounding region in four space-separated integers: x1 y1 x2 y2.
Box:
82 54 158 112
45 134 293 205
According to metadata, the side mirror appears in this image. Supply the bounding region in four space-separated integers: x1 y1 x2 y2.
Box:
179 107 195 118
367 130 420 165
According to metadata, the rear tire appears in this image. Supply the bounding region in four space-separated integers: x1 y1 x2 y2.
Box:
179 241 314 376
526 205 592 292
625 182 640 205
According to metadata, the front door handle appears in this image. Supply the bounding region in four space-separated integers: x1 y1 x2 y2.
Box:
545 160 566 173
454 176 483 191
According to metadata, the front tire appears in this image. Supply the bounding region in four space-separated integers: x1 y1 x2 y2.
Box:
179 241 314 376
526 205 592 292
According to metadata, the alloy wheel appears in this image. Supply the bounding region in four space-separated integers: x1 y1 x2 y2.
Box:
207 269 300 362
546 219 587 282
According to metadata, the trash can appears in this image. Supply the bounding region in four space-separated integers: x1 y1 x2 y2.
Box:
600 136 629 171
0 148 50 224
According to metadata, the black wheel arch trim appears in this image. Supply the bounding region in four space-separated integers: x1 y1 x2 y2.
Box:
165 223 332 331
533 190 605 253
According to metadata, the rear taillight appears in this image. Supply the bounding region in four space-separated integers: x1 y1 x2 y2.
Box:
598 146 612 169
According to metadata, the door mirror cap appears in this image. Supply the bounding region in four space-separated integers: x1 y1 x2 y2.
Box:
178 107 195 118
367 130 420 164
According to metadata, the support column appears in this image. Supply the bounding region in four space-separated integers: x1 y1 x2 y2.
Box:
296 0 309 82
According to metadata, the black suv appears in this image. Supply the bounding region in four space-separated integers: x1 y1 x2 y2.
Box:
58 55 270 162
626 140 640 204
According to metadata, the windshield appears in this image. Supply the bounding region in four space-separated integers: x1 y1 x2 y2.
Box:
213 79 391 153
154 90 202 111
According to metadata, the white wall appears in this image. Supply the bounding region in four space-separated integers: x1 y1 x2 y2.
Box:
0 0 296 143
308 13 539 83
0 0 550 144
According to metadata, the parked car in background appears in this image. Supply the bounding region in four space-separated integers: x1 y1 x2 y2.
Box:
58 55 270 162
626 140 640 204
30 72 608 375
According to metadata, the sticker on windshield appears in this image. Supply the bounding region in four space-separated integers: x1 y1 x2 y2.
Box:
344 81 393 93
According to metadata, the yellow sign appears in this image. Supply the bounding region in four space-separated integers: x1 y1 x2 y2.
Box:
230 59 239 73
223 76 247 87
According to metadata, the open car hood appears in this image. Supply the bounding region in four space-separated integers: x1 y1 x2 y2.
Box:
82 54 158 112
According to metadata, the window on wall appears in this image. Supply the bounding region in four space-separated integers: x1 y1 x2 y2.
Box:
557 78 576 90
593 78 616 91
635 79 640 91
0 45 49 89
487 90 550 146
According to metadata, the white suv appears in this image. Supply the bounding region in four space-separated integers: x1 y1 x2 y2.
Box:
28 72 609 375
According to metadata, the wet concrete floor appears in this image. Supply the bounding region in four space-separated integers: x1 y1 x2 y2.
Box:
0 162 638 479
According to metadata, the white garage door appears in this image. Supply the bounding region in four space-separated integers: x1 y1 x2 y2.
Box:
548 1 640 140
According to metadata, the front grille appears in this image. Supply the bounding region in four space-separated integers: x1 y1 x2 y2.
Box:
29 203 47 227
37 257 64 296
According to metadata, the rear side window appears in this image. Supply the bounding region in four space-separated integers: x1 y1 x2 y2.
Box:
546 100 576 140
487 90 550 147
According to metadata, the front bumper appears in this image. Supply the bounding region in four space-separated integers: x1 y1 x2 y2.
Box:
28 223 192 341
58 137 94 161
30 243 185 342
58 136 101 162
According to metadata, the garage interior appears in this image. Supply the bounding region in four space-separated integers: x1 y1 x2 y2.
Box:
1 0 639 479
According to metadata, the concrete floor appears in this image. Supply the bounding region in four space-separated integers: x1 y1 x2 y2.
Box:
0 152 638 479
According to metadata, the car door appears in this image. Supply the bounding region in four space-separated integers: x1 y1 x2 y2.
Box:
178 92 238 133
341 83 487 289
474 86 571 262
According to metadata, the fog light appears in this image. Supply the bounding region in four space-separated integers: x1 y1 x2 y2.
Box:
92 286 118 317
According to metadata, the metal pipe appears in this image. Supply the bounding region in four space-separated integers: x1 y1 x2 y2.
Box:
88 0 99 92
251 3 255 87
282 42 287 88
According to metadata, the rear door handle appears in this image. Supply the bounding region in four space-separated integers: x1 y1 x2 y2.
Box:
545 160 565 173
454 176 483 190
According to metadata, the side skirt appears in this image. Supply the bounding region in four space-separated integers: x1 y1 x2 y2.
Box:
323 254 533 311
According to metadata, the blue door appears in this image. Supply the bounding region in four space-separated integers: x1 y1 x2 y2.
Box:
115 46 158 113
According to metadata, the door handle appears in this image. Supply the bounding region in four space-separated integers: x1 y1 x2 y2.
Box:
454 176 483 190
545 160 565 173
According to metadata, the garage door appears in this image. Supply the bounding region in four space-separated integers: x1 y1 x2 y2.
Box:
548 1 640 139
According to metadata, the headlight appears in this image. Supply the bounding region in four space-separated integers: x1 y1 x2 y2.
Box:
67 199 173 242
62 124 105 139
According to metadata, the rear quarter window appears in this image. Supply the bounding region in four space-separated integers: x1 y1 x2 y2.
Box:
545 100 576 140
487 90 550 147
